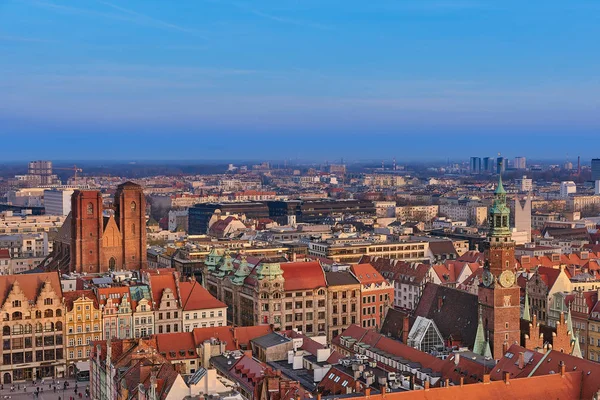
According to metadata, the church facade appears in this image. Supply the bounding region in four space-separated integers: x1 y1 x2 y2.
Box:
52 182 147 273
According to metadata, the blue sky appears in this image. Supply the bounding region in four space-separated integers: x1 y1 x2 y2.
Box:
1 0 599 161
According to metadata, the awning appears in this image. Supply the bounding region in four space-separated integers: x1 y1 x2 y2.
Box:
75 361 90 372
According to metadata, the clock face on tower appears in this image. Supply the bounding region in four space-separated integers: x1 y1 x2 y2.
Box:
482 269 494 287
499 270 515 288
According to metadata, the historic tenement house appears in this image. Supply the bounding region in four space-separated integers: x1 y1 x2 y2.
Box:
204 249 330 337
1 272 65 384
143 269 183 334
64 289 102 377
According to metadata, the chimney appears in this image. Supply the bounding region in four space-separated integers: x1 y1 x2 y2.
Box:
317 393 322 400
454 353 460 366
437 296 443 312
559 361 566 377
518 352 525 369
503 372 510 384
502 341 509 355
402 317 410 344
354 381 361 393
459 377 464 387
483 374 491 384
444 378 450 387
364 388 371 396
424 380 430 391
381 383 387 394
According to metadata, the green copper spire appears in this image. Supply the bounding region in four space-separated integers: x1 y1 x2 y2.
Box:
571 334 582 358
473 309 486 355
483 337 493 359
566 308 575 340
489 168 511 238
523 292 531 322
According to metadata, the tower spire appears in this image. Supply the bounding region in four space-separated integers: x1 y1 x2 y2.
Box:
523 292 531 322
473 307 486 355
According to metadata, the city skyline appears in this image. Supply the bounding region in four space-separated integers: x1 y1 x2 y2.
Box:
2 0 599 160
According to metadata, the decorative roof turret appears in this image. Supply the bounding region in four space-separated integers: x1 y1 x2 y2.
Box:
205 247 221 272
256 261 283 281
231 254 252 285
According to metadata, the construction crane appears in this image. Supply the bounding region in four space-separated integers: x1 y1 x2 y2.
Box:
54 165 83 180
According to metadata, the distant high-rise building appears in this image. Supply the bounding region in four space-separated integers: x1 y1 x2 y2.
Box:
560 181 576 198
592 159 600 181
563 161 573 170
483 157 493 173
514 156 526 170
470 157 481 174
28 160 55 185
596 181 600 196
496 157 505 174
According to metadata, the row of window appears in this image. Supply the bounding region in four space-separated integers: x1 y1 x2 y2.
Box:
3 308 61 320
3 349 63 365
3 335 63 350
3 322 62 335
184 311 222 320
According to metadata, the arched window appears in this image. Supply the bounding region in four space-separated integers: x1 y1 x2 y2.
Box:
45 322 54 332
12 311 22 320
13 324 23 335
56 321 63 331
44 309 54 318
56 309 62 317
109 257 116 270
35 323 43 333
12 300 21 307
131 201 137 212
24 324 32 334
132 223 136 235
2 326 9 336
87 202 94 215
35 310 42 319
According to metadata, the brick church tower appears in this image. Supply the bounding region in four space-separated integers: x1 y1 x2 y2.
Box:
69 182 146 273
478 167 520 360
114 182 147 270
71 190 104 273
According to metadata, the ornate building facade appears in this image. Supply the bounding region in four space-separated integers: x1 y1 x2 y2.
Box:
0 272 65 383
478 172 521 360
64 289 102 376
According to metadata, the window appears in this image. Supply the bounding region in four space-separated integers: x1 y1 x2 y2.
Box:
131 201 137 212
87 203 93 215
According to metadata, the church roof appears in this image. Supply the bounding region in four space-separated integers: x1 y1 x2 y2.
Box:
415 283 478 347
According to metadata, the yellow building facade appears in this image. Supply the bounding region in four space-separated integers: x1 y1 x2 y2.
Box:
64 290 102 377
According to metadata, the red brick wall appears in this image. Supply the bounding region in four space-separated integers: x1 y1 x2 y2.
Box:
71 190 104 273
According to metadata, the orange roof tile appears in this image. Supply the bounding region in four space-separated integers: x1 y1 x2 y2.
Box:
179 280 226 311
350 263 387 284
0 272 62 305
280 261 326 291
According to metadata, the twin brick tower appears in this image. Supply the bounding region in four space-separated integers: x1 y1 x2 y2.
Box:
51 182 147 273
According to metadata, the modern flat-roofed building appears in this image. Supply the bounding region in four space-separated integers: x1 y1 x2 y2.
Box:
44 189 74 216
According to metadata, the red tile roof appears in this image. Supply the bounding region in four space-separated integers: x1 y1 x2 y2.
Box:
191 325 272 351
63 289 100 311
179 280 226 311
154 332 198 360
147 272 180 305
350 263 387 284
0 271 62 305
280 261 326 291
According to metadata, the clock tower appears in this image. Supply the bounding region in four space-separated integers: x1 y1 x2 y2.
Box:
478 167 520 360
